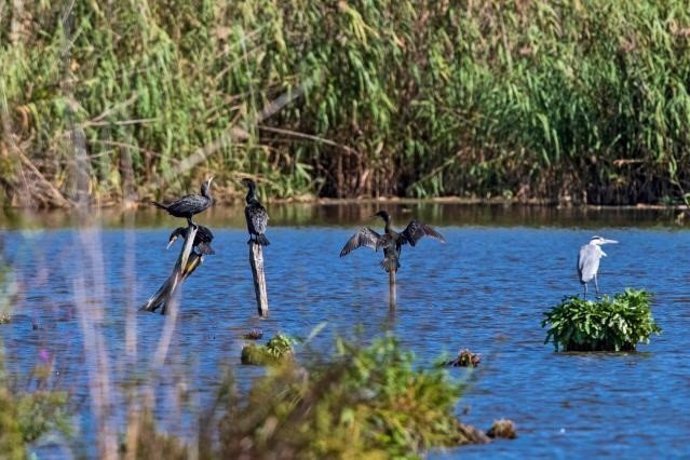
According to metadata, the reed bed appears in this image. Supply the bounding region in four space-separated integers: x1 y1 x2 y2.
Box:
1 0 690 206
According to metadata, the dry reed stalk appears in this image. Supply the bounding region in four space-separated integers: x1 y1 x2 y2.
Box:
73 226 118 459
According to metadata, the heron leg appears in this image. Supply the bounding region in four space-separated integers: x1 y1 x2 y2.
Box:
582 283 587 298
594 274 600 296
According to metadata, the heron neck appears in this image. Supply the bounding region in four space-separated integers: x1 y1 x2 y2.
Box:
591 243 606 257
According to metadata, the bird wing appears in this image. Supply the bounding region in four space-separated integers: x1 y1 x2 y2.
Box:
196 242 215 256
167 194 210 215
197 225 214 243
245 203 269 235
253 205 269 234
339 227 383 257
400 220 446 247
577 244 601 283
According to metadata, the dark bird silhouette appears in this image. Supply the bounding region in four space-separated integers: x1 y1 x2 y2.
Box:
167 225 215 255
339 210 446 272
152 177 214 226
241 178 270 246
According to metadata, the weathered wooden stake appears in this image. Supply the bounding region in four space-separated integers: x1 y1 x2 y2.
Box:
249 242 269 317
142 225 198 314
389 269 397 309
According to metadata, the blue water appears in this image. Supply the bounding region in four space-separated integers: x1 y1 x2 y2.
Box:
1 205 689 458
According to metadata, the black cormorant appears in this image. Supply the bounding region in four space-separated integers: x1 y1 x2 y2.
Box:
339 210 446 272
167 225 215 255
241 178 270 246
153 177 214 226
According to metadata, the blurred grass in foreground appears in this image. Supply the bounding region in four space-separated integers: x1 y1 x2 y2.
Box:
0 335 487 458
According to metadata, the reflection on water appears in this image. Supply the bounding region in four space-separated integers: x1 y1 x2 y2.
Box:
0 204 689 458
0 202 682 229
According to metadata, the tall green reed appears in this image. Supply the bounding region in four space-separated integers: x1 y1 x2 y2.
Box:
2 0 690 205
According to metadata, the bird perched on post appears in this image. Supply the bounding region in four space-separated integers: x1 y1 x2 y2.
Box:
167 225 215 255
577 235 618 297
340 210 446 272
241 178 270 246
152 177 214 226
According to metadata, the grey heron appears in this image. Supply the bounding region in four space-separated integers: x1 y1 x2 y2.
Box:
577 235 618 297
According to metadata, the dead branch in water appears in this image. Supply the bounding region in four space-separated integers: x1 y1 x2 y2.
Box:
141 225 200 315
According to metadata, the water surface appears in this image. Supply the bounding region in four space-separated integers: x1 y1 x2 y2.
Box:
1 204 688 458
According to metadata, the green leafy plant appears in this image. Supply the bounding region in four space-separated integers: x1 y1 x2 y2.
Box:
0 351 71 456
15 391 71 443
542 289 662 352
213 335 487 458
241 333 295 365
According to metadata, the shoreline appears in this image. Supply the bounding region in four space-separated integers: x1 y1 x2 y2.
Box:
5 194 690 211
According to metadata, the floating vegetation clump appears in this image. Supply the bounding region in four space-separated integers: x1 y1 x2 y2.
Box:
241 333 294 366
487 419 517 439
444 349 481 367
215 336 489 458
242 328 263 340
542 289 661 352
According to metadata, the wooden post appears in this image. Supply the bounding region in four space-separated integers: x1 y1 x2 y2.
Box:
249 242 269 317
142 225 198 314
389 269 397 309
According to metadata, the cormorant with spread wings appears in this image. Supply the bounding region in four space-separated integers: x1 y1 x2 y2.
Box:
339 210 446 272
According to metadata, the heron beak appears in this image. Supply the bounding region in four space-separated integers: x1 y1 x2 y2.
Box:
602 238 618 244
166 237 177 250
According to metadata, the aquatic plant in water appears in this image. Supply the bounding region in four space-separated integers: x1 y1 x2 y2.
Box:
542 289 661 352
487 419 517 439
241 333 295 365
242 328 263 340
443 349 481 367
215 336 488 458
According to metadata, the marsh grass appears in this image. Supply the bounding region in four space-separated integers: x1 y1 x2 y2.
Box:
2 1 690 205
213 336 487 458
542 289 662 352
0 350 71 456
0 329 489 458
